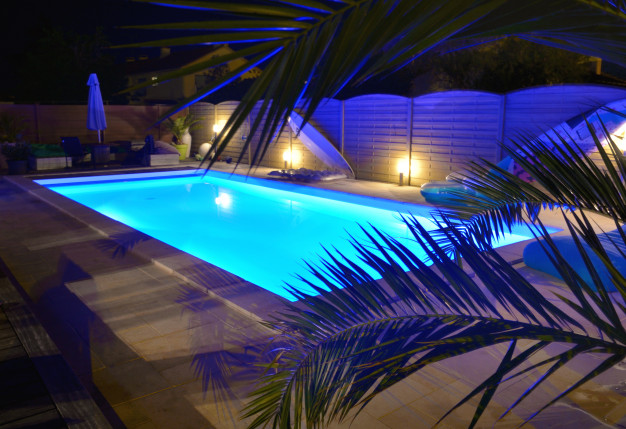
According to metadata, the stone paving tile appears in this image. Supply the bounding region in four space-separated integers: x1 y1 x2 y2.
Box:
131 319 250 365
379 401 458 429
112 399 153 429
91 357 171 406
23 229 105 251
408 388 486 428
360 389 417 422
173 284 271 334
531 402 619 428
359 368 459 422
326 410 393 429
68 267 171 294
140 302 220 336
89 329 142 367
179 380 250 429
603 397 626 425
117 323 162 345
122 385 217 429
87 298 168 333
157 357 199 386
138 263 187 280
60 240 150 275
70 279 177 307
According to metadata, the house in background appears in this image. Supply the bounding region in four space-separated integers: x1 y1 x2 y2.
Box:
125 45 261 104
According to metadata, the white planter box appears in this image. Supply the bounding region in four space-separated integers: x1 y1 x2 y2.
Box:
28 156 71 170
147 153 179 166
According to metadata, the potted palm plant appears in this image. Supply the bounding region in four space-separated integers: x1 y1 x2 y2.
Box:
0 112 27 143
164 114 200 160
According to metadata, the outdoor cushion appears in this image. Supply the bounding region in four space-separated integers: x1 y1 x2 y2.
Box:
30 143 65 157
523 229 626 292
154 140 179 155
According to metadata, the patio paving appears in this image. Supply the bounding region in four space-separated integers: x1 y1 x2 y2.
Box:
0 162 625 428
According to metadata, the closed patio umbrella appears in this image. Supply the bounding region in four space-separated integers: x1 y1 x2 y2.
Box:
86 73 107 143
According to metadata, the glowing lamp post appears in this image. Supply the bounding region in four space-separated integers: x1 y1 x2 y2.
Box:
212 120 226 139
283 149 292 170
398 159 409 186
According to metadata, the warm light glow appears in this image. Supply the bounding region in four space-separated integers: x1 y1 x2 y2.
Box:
410 159 419 176
283 149 292 162
214 192 231 208
293 150 302 164
213 120 226 134
398 159 410 175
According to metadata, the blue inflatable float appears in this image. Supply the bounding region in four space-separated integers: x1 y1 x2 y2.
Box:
420 181 478 205
523 229 625 292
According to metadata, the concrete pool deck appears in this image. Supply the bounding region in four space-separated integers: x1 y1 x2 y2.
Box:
0 161 625 428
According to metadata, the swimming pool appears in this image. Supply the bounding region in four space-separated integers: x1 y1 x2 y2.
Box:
36 170 540 301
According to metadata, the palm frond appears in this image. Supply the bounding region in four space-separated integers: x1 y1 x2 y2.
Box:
440 117 626 244
121 0 626 168
242 214 626 428
239 117 626 428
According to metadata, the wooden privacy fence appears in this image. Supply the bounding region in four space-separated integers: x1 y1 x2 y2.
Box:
3 84 626 185
191 84 626 185
0 104 180 145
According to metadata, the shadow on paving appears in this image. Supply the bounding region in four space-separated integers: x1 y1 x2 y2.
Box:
24 246 271 427
23 254 128 428
176 284 271 416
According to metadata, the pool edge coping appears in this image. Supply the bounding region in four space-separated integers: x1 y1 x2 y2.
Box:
4 174 289 322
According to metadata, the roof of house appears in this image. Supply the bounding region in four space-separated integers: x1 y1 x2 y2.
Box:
125 46 221 75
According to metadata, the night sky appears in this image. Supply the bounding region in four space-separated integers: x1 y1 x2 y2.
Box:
0 0 208 100
2 1 624 102
3 0 201 50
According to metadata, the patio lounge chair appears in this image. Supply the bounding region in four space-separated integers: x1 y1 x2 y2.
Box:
61 136 91 168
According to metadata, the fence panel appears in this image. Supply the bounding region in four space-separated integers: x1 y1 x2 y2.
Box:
344 95 409 183
411 91 501 183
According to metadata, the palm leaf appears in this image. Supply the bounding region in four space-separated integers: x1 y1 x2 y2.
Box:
121 0 626 169
242 214 626 428
439 118 626 247
240 121 626 427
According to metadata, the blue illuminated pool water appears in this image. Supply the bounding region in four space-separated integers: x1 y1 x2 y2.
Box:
36 170 542 301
